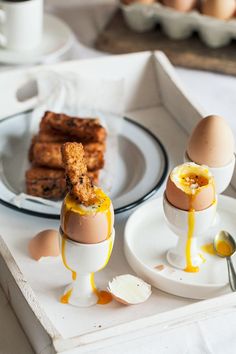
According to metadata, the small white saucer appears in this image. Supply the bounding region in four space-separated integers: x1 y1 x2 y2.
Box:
0 14 74 65
124 195 236 300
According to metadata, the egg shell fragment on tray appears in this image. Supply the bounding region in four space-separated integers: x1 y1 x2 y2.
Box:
108 274 152 305
28 229 60 261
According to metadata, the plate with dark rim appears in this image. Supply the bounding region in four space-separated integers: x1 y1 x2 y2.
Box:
0 112 168 219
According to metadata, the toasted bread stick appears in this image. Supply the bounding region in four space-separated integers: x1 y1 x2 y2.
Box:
61 142 96 205
40 111 106 143
25 167 99 200
31 142 105 171
26 167 66 200
34 131 107 149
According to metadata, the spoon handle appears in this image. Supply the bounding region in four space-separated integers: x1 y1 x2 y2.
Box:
226 257 236 292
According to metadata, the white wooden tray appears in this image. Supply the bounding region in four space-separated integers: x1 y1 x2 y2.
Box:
1 52 236 354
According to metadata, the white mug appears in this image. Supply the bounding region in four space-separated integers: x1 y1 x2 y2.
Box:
0 0 43 51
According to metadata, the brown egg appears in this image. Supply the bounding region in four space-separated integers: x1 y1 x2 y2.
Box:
187 115 235 167
28 229 60 261
60 190 114 244
165 163 215 211
162 0 197 12
121 0 156 5
201 0 236 20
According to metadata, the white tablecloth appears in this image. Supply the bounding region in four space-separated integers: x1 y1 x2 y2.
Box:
1 1 236 353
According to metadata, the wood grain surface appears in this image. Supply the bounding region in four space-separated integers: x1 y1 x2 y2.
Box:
96 10 236 76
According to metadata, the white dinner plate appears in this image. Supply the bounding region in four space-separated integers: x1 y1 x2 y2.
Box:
124 195 236 300
0 112 168 218
0 14 73 65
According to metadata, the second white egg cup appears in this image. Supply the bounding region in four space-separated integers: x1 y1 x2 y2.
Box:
163 195 217 270
59 229 115 307
184 152 236 194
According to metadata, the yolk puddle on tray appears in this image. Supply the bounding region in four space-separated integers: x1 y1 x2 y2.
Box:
201 243 216 255
60 288 73 304
201 240 232 258
90 273 112 305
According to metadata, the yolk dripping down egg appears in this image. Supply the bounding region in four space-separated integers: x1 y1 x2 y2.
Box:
166 163 216 272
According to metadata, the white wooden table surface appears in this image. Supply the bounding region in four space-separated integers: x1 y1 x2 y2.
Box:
1 1 236 353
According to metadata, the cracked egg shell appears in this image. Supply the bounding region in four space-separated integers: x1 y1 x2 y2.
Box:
162 0 197 12
28 229 60 261
108 274 152 305
165 163 215 211
60 191 114 244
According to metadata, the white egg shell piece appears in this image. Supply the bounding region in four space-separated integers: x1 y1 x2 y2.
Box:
108 274 152 305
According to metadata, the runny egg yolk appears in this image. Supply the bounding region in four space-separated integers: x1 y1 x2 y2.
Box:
202 240 233 258
172 164 212 196
171 164 215 273
181 174 208 189
216 240 233 257
65 188 111 215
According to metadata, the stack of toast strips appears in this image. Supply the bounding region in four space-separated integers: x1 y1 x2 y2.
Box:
26 111 107 200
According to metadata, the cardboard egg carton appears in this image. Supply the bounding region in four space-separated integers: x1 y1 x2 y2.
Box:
121 2 236 48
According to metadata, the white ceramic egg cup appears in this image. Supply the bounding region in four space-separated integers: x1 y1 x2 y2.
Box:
184 152 236 194
163 195 217 270
59 229 115 307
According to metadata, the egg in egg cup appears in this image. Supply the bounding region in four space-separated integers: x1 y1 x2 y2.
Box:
163 163 217 272
59 230 115 307
185 115 235 194
59 143 115 307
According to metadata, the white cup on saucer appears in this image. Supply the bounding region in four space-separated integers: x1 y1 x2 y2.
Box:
0 0 43 51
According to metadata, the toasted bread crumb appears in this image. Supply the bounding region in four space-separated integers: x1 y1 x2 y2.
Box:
61 143 96 205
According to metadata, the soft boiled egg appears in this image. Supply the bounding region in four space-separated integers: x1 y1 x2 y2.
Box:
201 0 236 20
165 162 215 211
187 115 235 167
60 188 114 244
162 0 197 12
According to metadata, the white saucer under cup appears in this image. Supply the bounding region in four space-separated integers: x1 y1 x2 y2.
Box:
0 13 73 64
0 0 43 51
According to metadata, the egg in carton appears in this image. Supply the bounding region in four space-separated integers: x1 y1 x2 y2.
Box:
185 115 235 194
120 0 236 48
